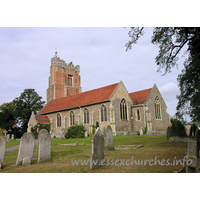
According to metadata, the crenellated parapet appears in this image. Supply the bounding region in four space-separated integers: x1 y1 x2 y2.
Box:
51 57 80 72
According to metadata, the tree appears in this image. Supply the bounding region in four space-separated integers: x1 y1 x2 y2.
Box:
0 102 16 130
126 27 200 121
13 89 45 133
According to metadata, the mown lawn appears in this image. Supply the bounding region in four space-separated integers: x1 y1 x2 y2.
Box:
1 135 199 173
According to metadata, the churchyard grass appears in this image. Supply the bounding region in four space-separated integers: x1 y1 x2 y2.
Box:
5 140 20 148
1 135 199 173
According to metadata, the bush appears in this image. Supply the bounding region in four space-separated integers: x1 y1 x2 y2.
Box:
65 124 86 139
169 118 187 138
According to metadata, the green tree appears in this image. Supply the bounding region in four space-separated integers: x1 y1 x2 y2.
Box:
126 27 200 121
13 89 45 133
0 102 16 130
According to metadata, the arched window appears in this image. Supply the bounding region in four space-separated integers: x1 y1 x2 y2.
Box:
57 113 61 127
137 109 140 121
101 105 107 122
70 111 75 126
120 99 127 120
84 108 89 124
155 96 161 119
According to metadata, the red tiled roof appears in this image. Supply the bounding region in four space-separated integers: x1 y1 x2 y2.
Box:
129 88 152 105
39 83 119 115
36 115 50 124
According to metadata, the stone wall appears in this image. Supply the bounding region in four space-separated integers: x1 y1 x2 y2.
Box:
46 101 113 136
144 84 171 134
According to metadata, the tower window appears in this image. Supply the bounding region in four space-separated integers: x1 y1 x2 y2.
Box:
68 75 73 86
120 99 127 120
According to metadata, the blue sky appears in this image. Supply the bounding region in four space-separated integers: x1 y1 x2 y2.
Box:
0 27 189 120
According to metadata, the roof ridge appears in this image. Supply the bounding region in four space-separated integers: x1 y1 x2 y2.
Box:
129 87 152 94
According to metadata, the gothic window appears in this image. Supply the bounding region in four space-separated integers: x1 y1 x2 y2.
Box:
68 75 73 86
70 111 75 126
120 99 127 120
101 105 107 122
137 109 140 121
155 96 161 119
84 108 89 124
57 113 61 127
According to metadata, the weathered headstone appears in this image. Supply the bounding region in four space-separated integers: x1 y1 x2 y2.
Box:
85 131 88 137
0 133 6 169
186 140 197 173
11 134 14 140
58 129 65 139
16 132 35 165
124 128 127 136
104 125 115 151
140 129 143 136
7 134 10 140
38 129 51 163
90 128 104 170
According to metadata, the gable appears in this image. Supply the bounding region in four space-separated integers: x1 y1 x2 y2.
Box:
110 81 133 102
39 83 119 115
129 88 152 105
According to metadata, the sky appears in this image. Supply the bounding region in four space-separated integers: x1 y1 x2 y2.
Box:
0 27 189 120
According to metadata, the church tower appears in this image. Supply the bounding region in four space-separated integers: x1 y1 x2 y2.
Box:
46 49 82 103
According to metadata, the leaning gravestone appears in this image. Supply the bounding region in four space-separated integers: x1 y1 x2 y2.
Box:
0 133 6 169
16 132 35 165
104 125 115 151
90 128 104 170
38 129 51 163
186 140 197 173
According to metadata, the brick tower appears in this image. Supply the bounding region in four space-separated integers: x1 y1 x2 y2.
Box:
46 49 82 103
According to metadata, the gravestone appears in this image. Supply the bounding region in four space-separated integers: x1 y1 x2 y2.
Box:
16 132 35 165
11 134 14 140
140 129 143 136
7 134 10 140
38 129 51 163
124 128 127 136
186 140 197 173
104 126 115 151
0 133 6 169
58 129 65 139
85 131 88 137
90 128 104 170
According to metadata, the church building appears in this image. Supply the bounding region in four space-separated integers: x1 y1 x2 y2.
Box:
28 51 171 136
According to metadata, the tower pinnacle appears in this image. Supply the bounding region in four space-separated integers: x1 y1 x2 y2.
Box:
55 47 58 57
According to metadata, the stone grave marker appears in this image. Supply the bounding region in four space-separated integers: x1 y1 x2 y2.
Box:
38 129 51 163
0 133 6 169
104 125 115 151
186 140 197 173
140 129 143 136
85 131 88 137
90 128 104 170
16 132 35 165
124 128 127 136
